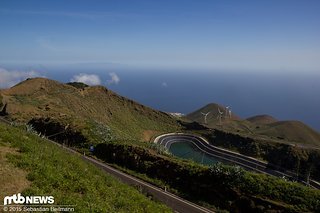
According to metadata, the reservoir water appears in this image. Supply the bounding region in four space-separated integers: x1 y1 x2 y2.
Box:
168 141 218 166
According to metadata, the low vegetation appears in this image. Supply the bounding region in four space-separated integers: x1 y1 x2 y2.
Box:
0 78 181 142
204 129 320 182
0 94 3 108
0 142 30 203
94 142 320 212
66 82 89 89
0 123 172 212
2 78 320 212
185 103 320 147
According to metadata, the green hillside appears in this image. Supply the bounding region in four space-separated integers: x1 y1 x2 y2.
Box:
0 94 3 108
2 81 320 212
0 122 171 212
185 103 320 147
246 114 278 125
186 103 240 124
0 78 180 143
184 103 255 134
255 120 320 146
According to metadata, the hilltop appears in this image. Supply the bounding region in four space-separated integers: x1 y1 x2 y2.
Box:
2 79 320 212
185 103 320 147
185 103 240 124
184 103 255 134
0 78 180 143
246 114 278 125
2 79 319 147
255 120 320 146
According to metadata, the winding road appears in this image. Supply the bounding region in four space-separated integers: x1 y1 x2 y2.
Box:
154 133 320 189
40 138 215 213
0 117 213 213
1 115 319 212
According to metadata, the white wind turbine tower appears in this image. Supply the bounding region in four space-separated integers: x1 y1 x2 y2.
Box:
201 111 211 124
225 106 232 119
225 106 230 119
217 108 223 125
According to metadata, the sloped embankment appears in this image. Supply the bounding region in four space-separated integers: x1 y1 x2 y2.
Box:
94 142 320 212
0 123 172 212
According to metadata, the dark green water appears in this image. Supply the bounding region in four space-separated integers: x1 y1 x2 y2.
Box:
168 141 218 166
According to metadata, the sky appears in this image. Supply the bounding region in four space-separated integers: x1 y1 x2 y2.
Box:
0 0 320 130
0 0 320 72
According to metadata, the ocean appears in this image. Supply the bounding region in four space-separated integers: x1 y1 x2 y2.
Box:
37 67 320 132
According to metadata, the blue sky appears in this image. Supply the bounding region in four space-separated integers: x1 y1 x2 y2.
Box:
0 1 320 130
1 0 320 72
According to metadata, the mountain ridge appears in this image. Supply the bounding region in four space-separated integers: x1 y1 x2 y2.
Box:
246 114 278 125
186 103 240 123
185 103 320 146
0 77 180 142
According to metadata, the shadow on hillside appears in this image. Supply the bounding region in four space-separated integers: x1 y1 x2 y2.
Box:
28 117 87 147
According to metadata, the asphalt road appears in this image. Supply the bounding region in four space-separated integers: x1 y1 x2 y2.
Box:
81 155 213 213
154 133 320 189
1 116 318 210
48 141 214 213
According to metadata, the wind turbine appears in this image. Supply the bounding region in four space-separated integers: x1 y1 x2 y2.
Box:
217 108 223 125
201 111 211 124
225 106 232 119
228 108 232 118
225 106 230 119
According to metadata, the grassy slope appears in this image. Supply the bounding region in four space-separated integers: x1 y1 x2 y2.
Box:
255 120 320 146
94 142 320 212
0 142 30 203
246 114 278 125
0 78 180 141
0 122 171 212
0 93 3 108
185 103 320 147
185 103 240 124
184 103 254 134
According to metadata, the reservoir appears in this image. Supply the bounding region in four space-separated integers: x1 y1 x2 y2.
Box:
168 141 218 166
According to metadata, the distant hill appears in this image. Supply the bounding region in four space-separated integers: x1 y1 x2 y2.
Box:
255 120 320 146
184 103 254 133
0 78 180 142
186 103 320 147
246 114 278 125
186 103 240 125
